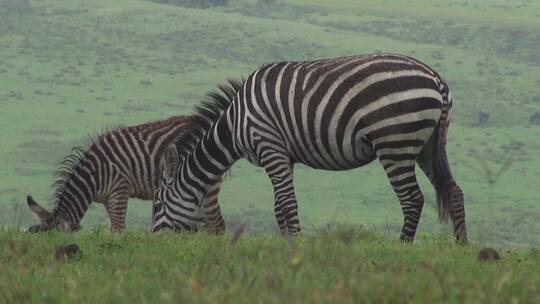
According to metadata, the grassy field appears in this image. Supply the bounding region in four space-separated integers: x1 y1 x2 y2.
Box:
1 228 539 303
0 0 539 249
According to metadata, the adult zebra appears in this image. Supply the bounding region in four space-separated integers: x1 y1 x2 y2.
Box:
152 54 467 243
26 116 225 233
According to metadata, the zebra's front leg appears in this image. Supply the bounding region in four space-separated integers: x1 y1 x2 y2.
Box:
382 160 425 242
200 179 226 234
104 182 130 233
260 152 301 235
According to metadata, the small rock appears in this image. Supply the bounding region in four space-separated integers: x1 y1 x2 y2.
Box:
477 247 500 262
55 244 82 262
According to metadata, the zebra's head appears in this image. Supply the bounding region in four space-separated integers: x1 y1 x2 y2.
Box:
151 145 203 232
150 182 203 233
26 195 80 233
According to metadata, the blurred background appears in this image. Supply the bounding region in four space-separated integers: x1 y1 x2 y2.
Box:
0 0 538 247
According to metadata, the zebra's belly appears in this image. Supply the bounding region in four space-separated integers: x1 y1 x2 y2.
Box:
126 178 154 201
243 126 376 170
130 186 153 201
292 134 377 171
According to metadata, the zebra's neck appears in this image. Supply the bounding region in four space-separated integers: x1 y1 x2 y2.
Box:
174 112 240 205
146 119 194 195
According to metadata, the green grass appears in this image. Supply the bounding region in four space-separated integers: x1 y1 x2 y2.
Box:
1 228 539 303
0 0 539 248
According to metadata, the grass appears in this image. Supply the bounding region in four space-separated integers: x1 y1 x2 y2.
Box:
0 0 539 248
1 228 539 303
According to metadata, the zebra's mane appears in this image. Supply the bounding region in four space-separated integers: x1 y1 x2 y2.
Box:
49 146 87 213
172 78 244 160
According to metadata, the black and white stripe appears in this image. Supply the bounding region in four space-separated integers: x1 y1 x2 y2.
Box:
27 116 225 233
152 54 467 243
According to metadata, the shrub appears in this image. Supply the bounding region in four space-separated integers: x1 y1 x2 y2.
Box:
0 0 31 13
258 0 278 6
149 0 229 9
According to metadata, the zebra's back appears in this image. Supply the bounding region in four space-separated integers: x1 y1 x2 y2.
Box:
237 54 447 170
89 116 192 200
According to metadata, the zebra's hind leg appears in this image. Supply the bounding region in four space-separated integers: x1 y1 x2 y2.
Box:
447 184 467 244
380 158 425 242
259 150 301 235
104 182 130 233
417 137 468 244
418 162 467 244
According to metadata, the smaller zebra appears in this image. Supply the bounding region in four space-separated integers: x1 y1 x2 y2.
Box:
26 116 225 233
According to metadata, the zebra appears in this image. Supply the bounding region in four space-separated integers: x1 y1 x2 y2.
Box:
152 53 467 243
26 116 225 233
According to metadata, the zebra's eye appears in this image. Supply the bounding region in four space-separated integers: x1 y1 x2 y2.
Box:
164 176 174 185
160 172 174 186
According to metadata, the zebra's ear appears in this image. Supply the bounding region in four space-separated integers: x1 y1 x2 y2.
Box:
161 144 179 183
27 195 51 222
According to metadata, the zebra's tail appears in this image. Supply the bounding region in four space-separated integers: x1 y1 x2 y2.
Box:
432 90 455 223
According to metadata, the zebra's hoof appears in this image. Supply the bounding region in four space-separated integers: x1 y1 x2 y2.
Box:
284 230 301 237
